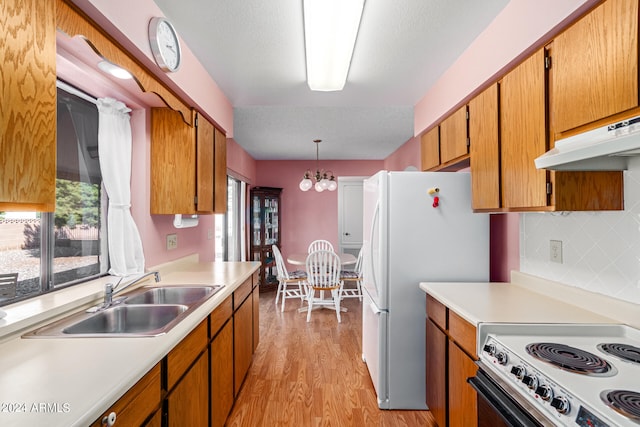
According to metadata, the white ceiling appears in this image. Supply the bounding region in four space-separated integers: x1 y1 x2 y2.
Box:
152 0 510 160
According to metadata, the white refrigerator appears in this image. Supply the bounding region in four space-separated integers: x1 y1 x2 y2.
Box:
361 171 489 409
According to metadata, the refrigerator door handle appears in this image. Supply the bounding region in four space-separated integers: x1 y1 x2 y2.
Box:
367 201 381 295
369 301 382 315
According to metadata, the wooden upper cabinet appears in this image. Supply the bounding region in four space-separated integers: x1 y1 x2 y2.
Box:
151 108 196 214
196 113 215 213
0 0 56 211
469 84 500 211
214 127 227 213
500 49 549 210
552 0 638 135
440 105 468 164
420 126 440 171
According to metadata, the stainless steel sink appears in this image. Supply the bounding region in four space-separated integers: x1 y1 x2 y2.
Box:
62 305 188 336
23 284 224 338
124 286 218 306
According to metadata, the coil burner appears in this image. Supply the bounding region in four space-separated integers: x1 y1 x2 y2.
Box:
601 389 640 422
598 343 640 365
526 342 616 376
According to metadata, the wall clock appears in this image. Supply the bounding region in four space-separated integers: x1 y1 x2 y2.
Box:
148 17 182 72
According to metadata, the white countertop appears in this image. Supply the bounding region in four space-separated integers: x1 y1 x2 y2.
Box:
419 269 640 330
0 259 259 427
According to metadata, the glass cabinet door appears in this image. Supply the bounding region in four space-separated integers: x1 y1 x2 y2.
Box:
249 187 282 288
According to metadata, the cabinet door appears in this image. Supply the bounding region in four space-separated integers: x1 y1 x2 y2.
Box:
0 0 56 211
501 49 548 209
440 105 468 164
91 364 161 427
552 0 638 134
214 127 227 213
196 112 214 213
234 291 254 396
150 108 196 214
469 84 500 210
252 283 260 351
421 126 440 170
167 350 209 427
448 341 478 427
426 319 447 427
211 320 233 427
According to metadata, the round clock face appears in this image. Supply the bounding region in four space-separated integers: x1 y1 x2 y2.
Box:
149 17 181 72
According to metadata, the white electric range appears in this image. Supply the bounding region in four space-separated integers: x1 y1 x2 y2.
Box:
474 323 640 427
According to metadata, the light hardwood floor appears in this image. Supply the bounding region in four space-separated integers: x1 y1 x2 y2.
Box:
226 290 436 426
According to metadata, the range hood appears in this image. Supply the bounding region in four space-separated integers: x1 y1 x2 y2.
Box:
535 115 640 171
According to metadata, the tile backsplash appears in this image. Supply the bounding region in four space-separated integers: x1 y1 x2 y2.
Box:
520 157 640 305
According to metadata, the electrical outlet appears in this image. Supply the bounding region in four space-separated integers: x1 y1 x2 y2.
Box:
166 234 178 250
550 240 562 263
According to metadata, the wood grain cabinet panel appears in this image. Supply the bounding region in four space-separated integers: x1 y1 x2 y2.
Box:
448 341 478 427
469 84 500 211
421 127 440 171
552 0 638 135
0 0 56 211
150 108 196 214
196 112 215 213
426 319 447 427
252 282 260 351
211 320 234 427
440 105 469 164
167 350 209 427
214 127 227 213
500 48 548 210
234 291 254 397
91 363 161 427
426 294 447 331
166 320 207 391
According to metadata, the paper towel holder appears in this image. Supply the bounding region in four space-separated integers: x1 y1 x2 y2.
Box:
173 214 199 229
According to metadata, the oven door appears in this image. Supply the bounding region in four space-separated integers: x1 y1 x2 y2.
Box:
468 368 549 427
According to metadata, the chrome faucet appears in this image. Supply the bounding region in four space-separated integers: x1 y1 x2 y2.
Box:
102 271 161 308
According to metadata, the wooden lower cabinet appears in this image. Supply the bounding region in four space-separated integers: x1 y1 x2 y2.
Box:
167 350 209 427
252 279 260 351
91 363 161 427
448 341 478 427
426 295 478 427
426 319 447 427
211 320 234 427
234 291 254 396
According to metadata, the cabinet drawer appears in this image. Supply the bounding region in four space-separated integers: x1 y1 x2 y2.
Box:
210 295 232 338
252 271 259 287
426 294 447 330
449 310 477 358
234 277 252 310
167 320 208 390
92 363 161 427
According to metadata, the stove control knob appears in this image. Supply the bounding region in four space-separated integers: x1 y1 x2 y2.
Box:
496 352 508 365
522 374 538 390
535 384 553 401
483 344 496 356
550 396 570 414
510 365 525 379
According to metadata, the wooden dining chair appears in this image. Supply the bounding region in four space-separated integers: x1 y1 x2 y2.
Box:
307 239 334 253
304 250 343 322
0 273 18 300
340 248 363 301
272 245 307 312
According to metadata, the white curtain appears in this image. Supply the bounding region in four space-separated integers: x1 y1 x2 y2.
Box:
97 97 145 275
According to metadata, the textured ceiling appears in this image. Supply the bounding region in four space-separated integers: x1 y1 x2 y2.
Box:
152 0 510 160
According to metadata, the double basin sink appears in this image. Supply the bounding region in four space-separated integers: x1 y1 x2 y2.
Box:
24 285 223 338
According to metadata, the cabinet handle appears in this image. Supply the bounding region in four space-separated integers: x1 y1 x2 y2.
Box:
102 411 117 426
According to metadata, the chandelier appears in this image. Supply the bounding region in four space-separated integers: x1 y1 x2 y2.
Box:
299 139 337 192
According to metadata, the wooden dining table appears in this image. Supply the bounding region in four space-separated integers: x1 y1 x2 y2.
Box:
286 252 357 314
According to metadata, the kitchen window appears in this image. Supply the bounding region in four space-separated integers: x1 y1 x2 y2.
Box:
0 82 108 306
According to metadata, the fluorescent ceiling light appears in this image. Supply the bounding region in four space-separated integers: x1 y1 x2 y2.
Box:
97 60 133 80
303 0 365 91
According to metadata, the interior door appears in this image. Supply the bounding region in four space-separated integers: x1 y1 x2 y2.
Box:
337 177 365 255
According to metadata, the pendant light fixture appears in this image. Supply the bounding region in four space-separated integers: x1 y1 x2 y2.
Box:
299 139 337 192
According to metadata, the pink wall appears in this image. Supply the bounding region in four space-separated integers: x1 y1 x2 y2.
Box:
384 136 421 171
414 0 598 136
254 160 382 267
227 138 257 184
